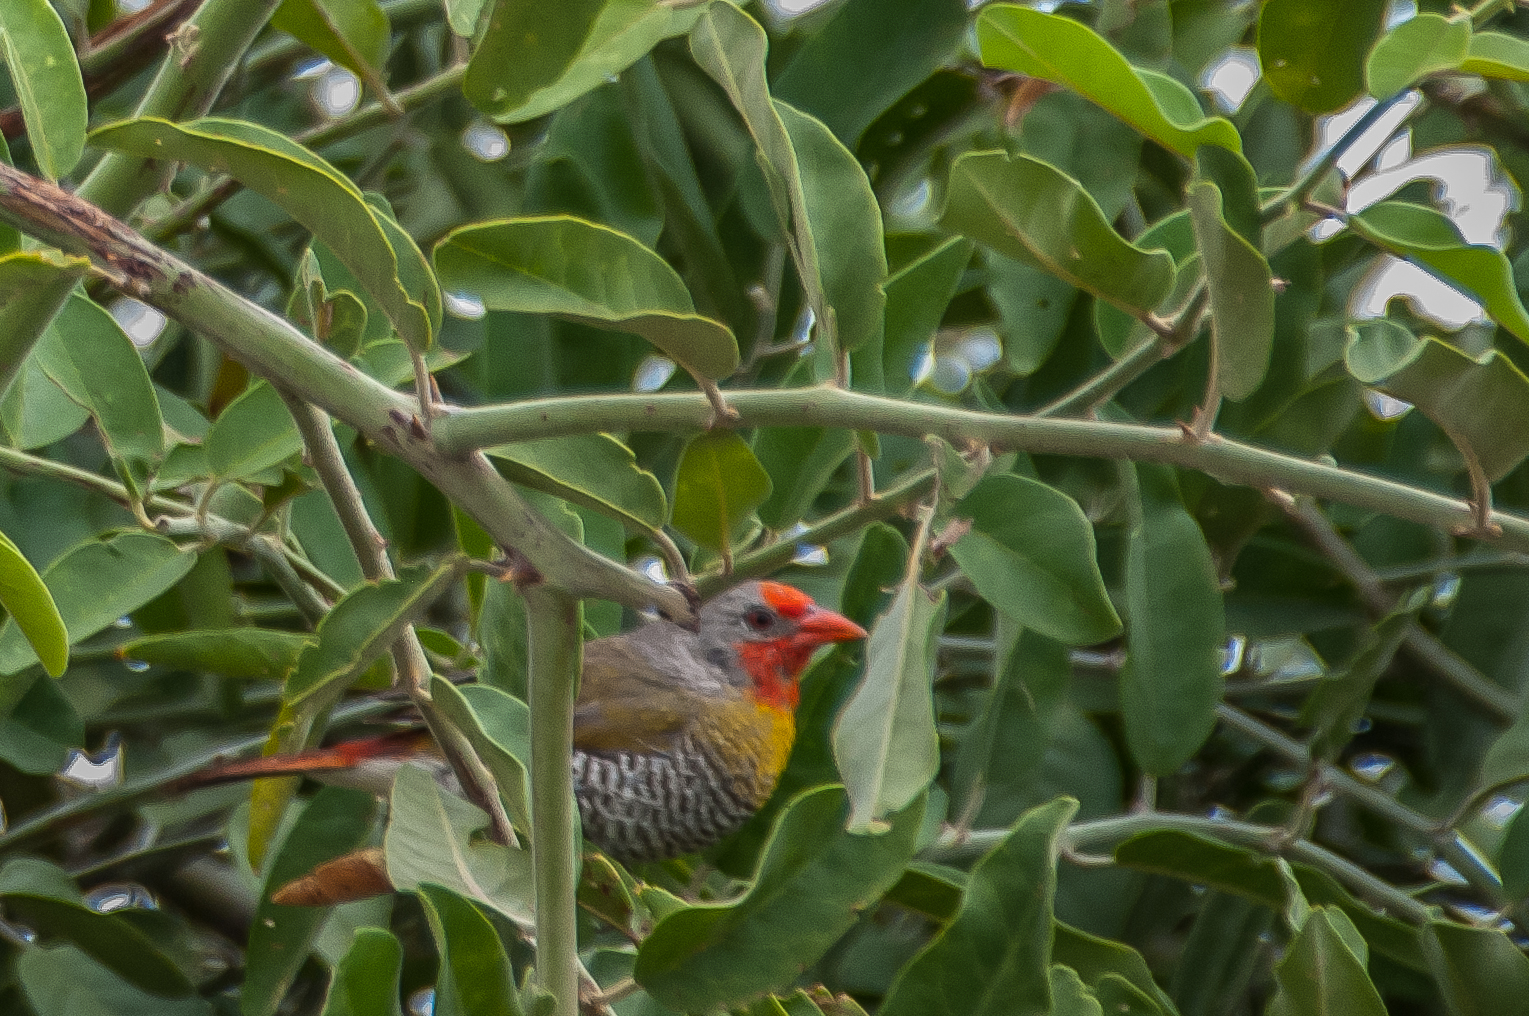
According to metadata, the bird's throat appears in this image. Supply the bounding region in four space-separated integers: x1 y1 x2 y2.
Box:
734 641 803 710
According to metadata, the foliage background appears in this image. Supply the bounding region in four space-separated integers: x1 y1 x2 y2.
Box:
3 0 1529 1014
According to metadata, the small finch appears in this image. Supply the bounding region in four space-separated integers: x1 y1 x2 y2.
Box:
190 580 865 863
572 579 865 861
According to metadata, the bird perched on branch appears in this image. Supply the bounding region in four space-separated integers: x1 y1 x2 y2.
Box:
192 580 865 863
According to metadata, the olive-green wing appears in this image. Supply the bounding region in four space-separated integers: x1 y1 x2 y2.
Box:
573 637 697 754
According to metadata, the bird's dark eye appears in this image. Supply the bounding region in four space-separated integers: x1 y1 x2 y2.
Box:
745 607 774 631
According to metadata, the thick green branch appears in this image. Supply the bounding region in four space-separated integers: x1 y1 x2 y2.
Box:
525 586 582 1016
0 163 694 625
435 388 1529 553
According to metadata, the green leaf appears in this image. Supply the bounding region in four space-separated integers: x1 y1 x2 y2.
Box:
1500 802 1529 900
1053 923 1177 1016
0 532 195 676
17 945 212 1016
949 627 1070 830
284 560 463 706
620 57 747 337
841 521 911 631
1475 711 1529 802
942 151 1176 320
205 381 302 483
670 431 772 555
690 3 793 227
464 0 702 124
430 676 532 834
525 81 663 247
0 671 81 773
0 355 87 448
879 798 1078 1016
1345 320 1529 481
777 100 887 359
1114 830 1287 909
319 928 404 1016
882 237 972 395
1424 919 1529 1016
884 863 964 922
35 295 166 471
950 475 1122 646
1300 595 1419 763
634 786 923 1013
987 252 1077 376
272 0 389 81
1460 31 1529 81
1120 466 1224 775
0 528 66 677
772 0 968 144
246 687 362 850
0 250 90 394
384 764 536 926
245 788 378 1016
1049 966 1104 1016
118 628 314 680
417 885 523 1016
1348 201 1529 343
1195 146 1261 248
1365 13 1470 97
0 858 194 997
1258 0 1388 113
754 422 855 530
832 542 944 832
433 216 738 380
0 0 87 178
690 5 883 365
976 5 1240 157
1290 868 1427 972
1266 907 1387 1016
486 433 667 534
1188 180 1275 401
1093 209 1197 359
89 117 439 351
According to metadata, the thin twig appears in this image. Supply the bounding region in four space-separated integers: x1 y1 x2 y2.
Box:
648 527 691 588
1268 489 1517 720
1260 91 1419 222
1215 702 1437 836
279 390 392 581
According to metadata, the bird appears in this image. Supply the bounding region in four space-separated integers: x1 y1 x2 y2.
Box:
188 580 866 864
571 579 865 861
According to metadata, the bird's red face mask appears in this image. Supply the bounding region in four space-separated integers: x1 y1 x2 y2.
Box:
735 581 867 710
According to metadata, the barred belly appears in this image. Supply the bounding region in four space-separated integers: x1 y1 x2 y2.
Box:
572 738 760 863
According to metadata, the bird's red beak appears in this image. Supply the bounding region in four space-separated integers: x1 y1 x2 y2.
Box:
797 605 868 645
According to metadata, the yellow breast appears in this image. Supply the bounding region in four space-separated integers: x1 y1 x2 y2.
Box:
695 697 796 809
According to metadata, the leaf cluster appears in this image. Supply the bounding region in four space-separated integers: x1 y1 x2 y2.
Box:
4 1 1529 1015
